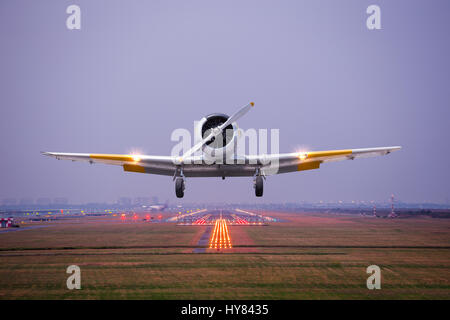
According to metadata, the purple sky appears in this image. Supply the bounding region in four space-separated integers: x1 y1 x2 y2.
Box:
1 0 449 204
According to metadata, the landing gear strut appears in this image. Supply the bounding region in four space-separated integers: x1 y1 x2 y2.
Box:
254 175 263 197
175 177 185 198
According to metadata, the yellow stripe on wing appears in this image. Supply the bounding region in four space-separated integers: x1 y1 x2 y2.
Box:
90 154 141 162
297 161 321 171
123 164 146 173
299 149 352 160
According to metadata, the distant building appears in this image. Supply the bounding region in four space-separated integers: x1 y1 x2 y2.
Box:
36 198 51 206
19 198 34 205
2 198 17 206
134 197 151 206
54 197 68 205
152 196 159 204
118 197 132 207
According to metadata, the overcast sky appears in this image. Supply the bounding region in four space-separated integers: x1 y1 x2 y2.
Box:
1 0 449 204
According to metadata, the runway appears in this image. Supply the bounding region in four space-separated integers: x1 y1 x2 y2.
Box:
176 209 272 226
0 225 50 233
192 226 212 253
209 218 232 249
178 209 273 253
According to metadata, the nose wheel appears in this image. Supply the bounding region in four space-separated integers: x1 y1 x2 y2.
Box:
175 177 185 198
254 175 263 197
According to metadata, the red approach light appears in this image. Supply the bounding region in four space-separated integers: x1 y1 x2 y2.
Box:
121 213 126 220
60 209 64 214
146 214 150 220
133 215 138 220
158 214 162 220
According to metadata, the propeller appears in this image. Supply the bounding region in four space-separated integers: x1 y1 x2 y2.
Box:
180 102 254 161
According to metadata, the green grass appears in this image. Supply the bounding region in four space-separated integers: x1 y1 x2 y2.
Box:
0 214 449 299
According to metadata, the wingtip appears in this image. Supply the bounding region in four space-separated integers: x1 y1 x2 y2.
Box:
41 151 54 157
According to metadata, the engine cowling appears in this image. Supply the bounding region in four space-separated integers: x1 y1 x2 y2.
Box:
195 113 238 161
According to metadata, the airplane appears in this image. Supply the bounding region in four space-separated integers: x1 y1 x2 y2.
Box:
42 102 401 198
145 201 168 211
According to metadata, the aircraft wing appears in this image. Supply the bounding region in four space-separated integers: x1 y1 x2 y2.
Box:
41 152 177 175
42 146 400 177
249 146 402 175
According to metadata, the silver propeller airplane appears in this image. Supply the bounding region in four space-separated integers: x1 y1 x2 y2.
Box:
42 102 401 198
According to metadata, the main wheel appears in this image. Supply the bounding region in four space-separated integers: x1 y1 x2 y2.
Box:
255 176 263 197
175 177 185 198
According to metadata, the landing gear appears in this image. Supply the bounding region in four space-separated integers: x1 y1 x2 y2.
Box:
174 167 186 198
254 175 263 197
175 177 185 198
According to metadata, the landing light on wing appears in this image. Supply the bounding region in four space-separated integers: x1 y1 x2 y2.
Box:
298 152 308 161
128 148 143 162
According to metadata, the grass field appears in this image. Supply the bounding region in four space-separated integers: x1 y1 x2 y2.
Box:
0 211 449 299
